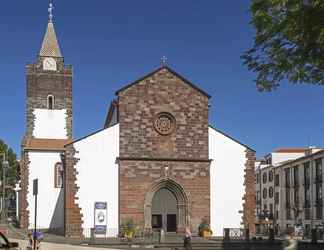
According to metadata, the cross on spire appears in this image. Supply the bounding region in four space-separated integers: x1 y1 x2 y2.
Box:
161 56 168 66
48 0 54 23
39 0 62 57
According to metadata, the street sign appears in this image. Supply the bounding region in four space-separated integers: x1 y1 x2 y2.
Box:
94 202 107 234
33 179 38 196
33 178 38 250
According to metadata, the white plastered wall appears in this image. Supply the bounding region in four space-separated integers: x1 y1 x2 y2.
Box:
73 124 119 238
33 109 68 139
27 152 64 230
271 152 305 166
209 127 247 236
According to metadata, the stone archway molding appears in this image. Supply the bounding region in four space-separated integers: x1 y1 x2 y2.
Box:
144 177 189 233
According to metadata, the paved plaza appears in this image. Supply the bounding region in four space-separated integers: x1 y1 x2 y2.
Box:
11 239 119 250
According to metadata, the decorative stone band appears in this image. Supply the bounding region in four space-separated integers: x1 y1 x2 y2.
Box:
19 151 30 230
64 144 83 239
242 149 256 235
117 157 212 163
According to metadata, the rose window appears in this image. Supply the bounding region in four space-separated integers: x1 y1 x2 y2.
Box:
154 112 176 135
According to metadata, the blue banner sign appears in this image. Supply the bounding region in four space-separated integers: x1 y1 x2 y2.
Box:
94 202 107 235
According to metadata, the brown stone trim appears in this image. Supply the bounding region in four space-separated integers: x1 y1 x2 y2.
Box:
118 157 212 163
64 144 83 239
24 138 72 151
104 99 119 128
19 149 30 229
242 149 256 235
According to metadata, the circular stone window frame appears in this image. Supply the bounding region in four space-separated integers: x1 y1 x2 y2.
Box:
153 112 176 136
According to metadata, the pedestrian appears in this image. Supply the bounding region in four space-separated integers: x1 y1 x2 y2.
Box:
183 227 192 250
283 230 297 250
26 233 33 250
31 231 42 250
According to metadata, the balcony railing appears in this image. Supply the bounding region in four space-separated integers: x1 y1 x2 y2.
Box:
316 199 323 207
268 213 274 220
315 175 323 183
304 179 310 186
305 208 311 220
304 201 311 208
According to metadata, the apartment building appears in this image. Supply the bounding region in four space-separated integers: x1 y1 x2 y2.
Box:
255 148 324 237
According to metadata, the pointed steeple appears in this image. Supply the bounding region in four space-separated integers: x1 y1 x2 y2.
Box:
39 1 62 58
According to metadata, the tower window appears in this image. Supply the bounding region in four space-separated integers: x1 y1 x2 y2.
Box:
47 95 54 110
54 162 63 188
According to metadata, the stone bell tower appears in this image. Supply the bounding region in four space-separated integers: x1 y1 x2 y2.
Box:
20 2 73 231
24 8 72 140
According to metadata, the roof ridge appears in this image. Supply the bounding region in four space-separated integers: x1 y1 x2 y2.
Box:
115 66 211 99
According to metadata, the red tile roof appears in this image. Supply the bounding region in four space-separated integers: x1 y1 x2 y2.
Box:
274 148 307 153
23 138 72 151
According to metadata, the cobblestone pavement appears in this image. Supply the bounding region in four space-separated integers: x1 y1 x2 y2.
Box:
11 239 119 250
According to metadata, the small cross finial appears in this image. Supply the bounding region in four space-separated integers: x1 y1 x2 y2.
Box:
161 56 168 66
48 0 54 23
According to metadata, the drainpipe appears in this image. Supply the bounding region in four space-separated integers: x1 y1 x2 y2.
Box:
60 152 66 237
273 166 276 235
310 154 314 230
259 166 262 233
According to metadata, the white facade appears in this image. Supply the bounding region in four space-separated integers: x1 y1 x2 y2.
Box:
209 127 248 236
27 152 64 230
255 149 324 237
72 124 119 237
277 152 324 236
33 109 68 139
67 125 249 237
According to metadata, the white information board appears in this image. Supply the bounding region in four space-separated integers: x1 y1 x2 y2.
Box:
94 202 107 234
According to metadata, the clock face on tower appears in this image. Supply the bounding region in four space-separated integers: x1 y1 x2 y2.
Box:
43 57 57 71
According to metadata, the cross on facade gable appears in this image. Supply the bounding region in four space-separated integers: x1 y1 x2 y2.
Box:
161 56 168 66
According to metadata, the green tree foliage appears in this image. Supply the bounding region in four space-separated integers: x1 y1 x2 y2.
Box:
242 0 324 91
0 140 20 191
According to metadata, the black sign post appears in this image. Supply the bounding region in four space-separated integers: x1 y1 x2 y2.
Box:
33 179 38 250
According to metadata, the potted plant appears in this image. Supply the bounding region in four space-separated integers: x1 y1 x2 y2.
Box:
198 218 212 238
122 218 136 239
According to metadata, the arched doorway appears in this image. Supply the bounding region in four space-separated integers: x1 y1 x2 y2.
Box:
152 188 177 232
144 178 188 233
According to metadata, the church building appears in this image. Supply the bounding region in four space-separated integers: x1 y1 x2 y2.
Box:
19 6 256 239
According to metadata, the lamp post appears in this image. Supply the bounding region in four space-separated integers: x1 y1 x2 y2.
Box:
0 152 9 224
261 209 269 235
261 209 274 241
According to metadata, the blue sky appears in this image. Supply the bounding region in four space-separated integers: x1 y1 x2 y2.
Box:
0 0 323 158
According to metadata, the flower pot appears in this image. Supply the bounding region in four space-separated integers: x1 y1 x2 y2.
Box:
125 231 134 239
202 230 211 238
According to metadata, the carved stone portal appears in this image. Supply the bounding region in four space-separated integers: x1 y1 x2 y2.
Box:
144 178 188 233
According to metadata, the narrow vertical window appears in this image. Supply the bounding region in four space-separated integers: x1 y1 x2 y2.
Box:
47 95 54 110
55 162 63 188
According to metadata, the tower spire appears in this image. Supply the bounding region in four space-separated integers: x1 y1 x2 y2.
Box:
39 0 62 57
